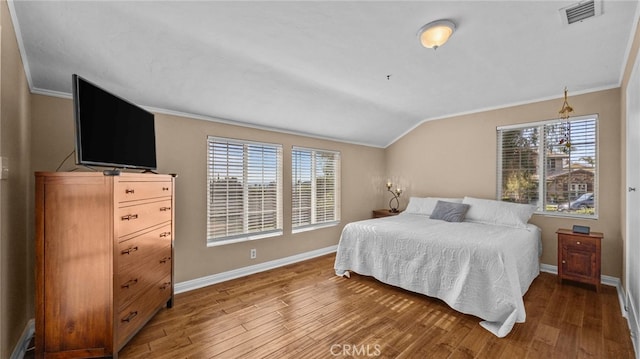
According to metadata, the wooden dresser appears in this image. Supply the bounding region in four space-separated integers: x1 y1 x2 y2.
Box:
35 171 175 358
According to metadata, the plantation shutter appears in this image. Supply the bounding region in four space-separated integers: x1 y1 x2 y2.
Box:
542 118 597 211
497 126 541 205
207 137 282 244
292 149 312 227
292 147 340 230
497 115 597 218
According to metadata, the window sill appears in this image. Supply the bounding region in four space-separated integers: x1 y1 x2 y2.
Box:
292 221 340 234
207 230 283 247
534 211 598 220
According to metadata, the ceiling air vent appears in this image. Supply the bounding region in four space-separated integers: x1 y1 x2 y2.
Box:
559 0 603 25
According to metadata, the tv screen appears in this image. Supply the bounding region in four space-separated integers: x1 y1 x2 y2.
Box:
73 74 157 171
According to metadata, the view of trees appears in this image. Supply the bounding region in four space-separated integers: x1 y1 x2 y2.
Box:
499 118 597 216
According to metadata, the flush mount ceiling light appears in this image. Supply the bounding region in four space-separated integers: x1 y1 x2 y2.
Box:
417 19 456 49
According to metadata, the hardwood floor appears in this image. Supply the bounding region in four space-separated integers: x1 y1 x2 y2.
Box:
118 254 634 359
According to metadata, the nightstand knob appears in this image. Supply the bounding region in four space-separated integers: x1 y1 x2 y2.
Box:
576 241 581 245
562 260 566 264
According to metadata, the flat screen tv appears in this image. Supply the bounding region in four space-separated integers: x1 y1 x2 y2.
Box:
73 74 157 171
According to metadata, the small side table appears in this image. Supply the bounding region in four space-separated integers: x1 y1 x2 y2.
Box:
372 209 402 218
556 228 602 292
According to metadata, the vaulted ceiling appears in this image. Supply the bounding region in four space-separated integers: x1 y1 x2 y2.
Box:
9 1 638 147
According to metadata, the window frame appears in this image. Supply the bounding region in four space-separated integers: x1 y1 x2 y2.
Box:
206 136 283 246
291 146 341 233
496 114 598 219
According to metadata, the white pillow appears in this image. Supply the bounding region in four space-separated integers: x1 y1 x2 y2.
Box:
462 196 536 229
404 197 463 216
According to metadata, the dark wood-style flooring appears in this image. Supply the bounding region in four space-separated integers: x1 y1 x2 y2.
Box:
110 254 635 358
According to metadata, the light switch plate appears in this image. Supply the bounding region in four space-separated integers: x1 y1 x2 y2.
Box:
0 157 8 180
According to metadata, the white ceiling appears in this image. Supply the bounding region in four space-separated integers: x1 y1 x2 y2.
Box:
9 0 639 147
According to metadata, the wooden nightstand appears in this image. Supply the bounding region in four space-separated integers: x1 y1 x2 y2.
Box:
556 228 602 292
372 209 402 218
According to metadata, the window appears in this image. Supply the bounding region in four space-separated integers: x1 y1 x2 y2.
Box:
207 137 283 245
292 147 340 231
497 115 598 218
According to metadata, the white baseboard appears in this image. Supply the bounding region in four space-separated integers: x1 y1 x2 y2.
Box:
10 319 34 359
174 245 338 294
626 290 640 359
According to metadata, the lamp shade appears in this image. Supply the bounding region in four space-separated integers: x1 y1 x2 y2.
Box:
418 20 456 49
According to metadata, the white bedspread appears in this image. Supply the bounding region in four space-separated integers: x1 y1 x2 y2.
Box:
334 213 541 337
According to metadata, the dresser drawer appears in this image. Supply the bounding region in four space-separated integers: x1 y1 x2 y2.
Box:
116 181 172 203
117 224 172 272
116 274 172 349
116 246 172 311
117 199 172 238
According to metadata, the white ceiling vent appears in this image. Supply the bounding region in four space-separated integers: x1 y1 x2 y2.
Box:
559 0 603 25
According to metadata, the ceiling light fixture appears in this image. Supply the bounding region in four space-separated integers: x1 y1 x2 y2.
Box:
417 19 456 49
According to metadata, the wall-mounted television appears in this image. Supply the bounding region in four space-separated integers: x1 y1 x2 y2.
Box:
72 74 157 171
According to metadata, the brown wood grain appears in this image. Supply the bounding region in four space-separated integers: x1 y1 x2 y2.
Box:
557 229 602 292
117 254 634 359
35 172 175 358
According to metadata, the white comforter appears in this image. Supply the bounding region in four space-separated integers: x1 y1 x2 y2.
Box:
334 213 541 337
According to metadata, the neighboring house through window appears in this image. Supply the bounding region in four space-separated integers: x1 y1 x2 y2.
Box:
497 115 598 218
206 137 283 245
292 147 341 232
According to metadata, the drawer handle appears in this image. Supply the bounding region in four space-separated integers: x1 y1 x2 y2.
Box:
121 214 139 221
160 206 171 212
162 187 170 191
160 256 171 264
125 189 135 194
121 278 139 289
160 281 172 290
121 311 138 323
576 241 581 245
121 246 139 255
160 232 171 238
562 260 566 264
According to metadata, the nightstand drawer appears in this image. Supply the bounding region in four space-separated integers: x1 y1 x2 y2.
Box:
558 234 597 251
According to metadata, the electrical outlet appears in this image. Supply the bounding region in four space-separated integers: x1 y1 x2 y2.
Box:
250 248 257 259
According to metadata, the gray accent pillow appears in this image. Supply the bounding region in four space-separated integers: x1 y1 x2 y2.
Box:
430 201 470 222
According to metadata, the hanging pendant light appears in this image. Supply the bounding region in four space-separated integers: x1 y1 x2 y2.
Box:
559 87 574 120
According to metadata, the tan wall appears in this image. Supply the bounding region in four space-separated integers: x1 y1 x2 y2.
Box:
386 88 622 278
30 94 386 282
0 0 33 357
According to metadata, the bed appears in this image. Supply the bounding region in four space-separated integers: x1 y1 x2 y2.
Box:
334 196 541 338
